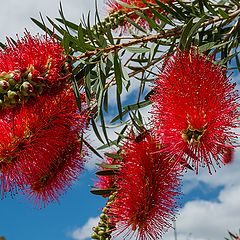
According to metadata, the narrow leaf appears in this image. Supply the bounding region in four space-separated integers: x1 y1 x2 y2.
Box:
96 163 121 169
90 188 115 196
114 53 123 94
125 46 150 54
82 138 103 159
96 169 117 176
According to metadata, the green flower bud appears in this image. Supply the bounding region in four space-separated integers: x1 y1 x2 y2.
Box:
102 207 108 214
8 78 17 86
7 90 18 101
109 194 115 201
100 213 107 220
91 233 99 239
93 226 100 233
98 230 105 236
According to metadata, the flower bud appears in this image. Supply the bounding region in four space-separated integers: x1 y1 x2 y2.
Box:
0 80 9 93
20 82 34 96
98 230 105 236
100 213 107 220
13 70 21 82
0 71 7 79
90 233 99 239
27 72 33 81
7 90 18 100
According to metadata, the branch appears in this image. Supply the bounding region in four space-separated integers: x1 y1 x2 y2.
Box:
75 7 240 60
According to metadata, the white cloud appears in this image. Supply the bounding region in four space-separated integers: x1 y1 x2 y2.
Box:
71 216 99 240
0 0 105 42
164 184 240 240
182 148 240 193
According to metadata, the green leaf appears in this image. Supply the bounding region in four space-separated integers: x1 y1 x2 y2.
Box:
114 53 123 95
0 42 6 49
104 152 122 160
149 8 175 26
56 18 78 30
179 18 194 50
103 89 108 113
180 15 206 50
155 0 178 18
111 100 151 123
203 0 218 15
198 42 215 52
96 169 117 176
135 10 160 30
71 76 82 111
31 17 57 39
115 0 136 8
62 32 70 52
77 24 96 51
111 109 128 123
129 112 145 132
185 15 207 48
123 100 151 111
91 118 105 144
125 46 150 54
96 163 121 169
117 124 128 144
97 140 118 150
82 139 103 159
90 188 115 196
116 88 123 120
78 24 87 52
218 8 229 19
125 17 147 33
100 110 109 144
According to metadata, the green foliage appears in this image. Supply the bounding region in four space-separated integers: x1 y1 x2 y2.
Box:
31 0 240 151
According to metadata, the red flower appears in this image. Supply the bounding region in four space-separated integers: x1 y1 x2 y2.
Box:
26 135 85 207
107 0 173 29
0 32 70 108
0 87 89 205
108 134 182 240
151 49 239 174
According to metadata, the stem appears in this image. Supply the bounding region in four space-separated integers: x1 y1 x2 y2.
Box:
76 7 240 60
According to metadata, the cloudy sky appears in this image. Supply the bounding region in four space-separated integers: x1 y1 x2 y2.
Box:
0 1 240 240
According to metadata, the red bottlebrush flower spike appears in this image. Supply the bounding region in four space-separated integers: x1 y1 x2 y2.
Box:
108 134 182 240
151 49 239 174
107 0 173 29
0 87 89 205
0 32 71 108
27 135 85 207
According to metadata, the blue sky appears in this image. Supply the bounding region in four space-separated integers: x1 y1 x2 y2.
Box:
0 1 240 240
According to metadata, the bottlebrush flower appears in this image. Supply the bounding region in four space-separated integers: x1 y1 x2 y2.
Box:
108 133 182 240
151 49 239 174
27 135 85 207
0 32 71 108
107 0 173 29
0 87 89 205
